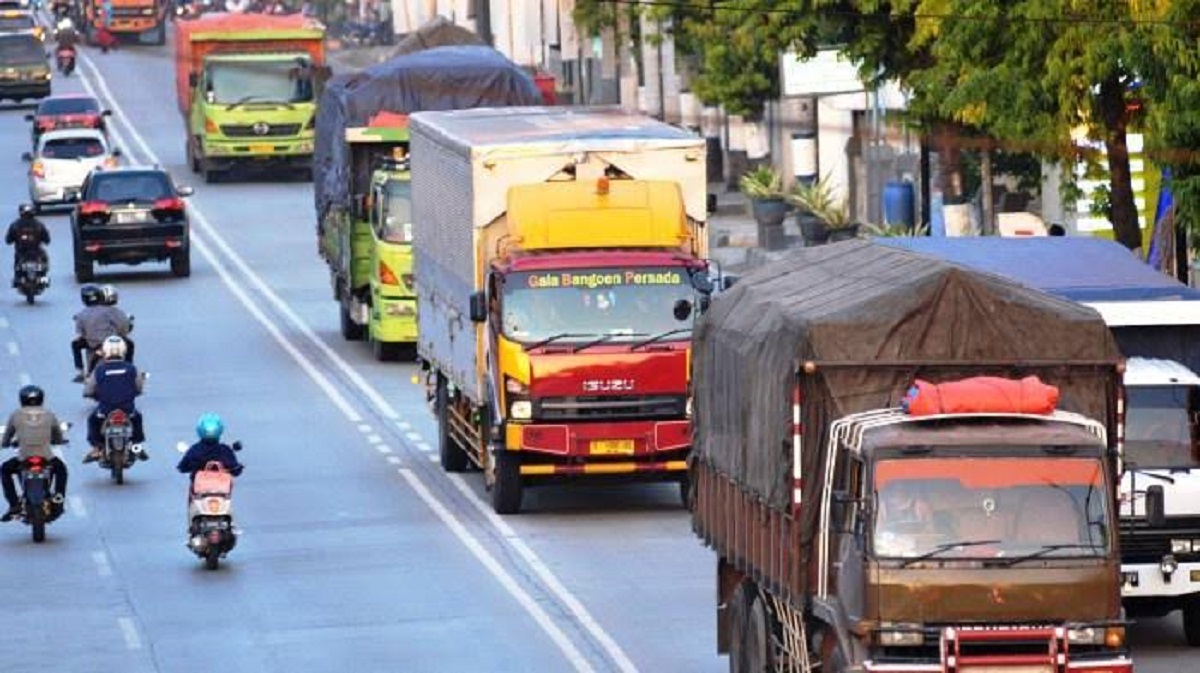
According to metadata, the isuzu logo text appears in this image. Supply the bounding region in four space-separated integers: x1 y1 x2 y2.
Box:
582 378 635 393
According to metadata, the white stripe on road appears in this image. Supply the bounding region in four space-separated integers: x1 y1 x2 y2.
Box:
17 373 30 387
366 434 382 444
398 468 595 673
385 455 401 465
92 550 112 577
79 52 635 673
5 342 17 356
117 617 142 650
374 444 392 454
395 421 411 430
415 442 432 453
69 495 86 518
357 424 371 433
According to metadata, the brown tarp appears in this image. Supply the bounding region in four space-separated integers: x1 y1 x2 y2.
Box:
692 240 1122 510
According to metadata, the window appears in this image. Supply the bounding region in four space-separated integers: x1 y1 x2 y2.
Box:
39 97 100 115
91 173 172 202
41 136 105 159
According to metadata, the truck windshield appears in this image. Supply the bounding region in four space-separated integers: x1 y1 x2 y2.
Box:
209 58 314 105
1125 386 1197 468
501 267 694 344
378 178 411 243
872 456 1110 561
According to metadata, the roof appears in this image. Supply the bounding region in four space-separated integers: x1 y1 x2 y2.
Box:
175 12 324 40
1124 356 1200 387
1083 300 1200 327
879 237 1200 302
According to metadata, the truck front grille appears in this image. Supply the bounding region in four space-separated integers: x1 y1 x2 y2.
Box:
220 123 301 138
536 395 685 422
1121 516 1200 561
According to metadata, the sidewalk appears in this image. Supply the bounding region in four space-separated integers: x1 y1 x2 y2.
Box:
706 182 802 275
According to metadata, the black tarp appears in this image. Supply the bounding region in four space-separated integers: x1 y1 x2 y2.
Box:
692 240 1122 509
313 45 543 218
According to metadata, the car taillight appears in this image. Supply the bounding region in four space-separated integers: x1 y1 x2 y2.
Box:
31 161 44 178
79 200 109 215
38 119 53 130
205 117 218 134
103 156 118 168
378 260 398 285
153 197 185 211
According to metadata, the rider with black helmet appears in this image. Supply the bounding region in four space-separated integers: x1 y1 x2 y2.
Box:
4 204 50 288
70 283 133 382
1 386 68 522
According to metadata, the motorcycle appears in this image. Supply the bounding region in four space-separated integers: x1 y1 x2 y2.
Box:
55 46 75 77
178 440 241 570
96 408 142 484
3 422 71 543
14 257 48 304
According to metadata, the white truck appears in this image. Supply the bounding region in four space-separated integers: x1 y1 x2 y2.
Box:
410 106 713 514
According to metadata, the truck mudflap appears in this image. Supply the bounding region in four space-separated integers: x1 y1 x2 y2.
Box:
504 418 689 465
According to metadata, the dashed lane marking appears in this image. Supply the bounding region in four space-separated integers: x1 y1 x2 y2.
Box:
92 551 112 577
117 617 142 650
375 444 392 454
69 496 86 518
386 455 401 465
6 342 17 356
366 434 382 444
415 442 432 453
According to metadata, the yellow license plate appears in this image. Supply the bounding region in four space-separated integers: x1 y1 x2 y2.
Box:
590 439 634 455
249 144 275 153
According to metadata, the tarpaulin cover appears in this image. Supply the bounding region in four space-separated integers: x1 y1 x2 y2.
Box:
900 376 1059 416
692 240 1121 509
313 45 543 218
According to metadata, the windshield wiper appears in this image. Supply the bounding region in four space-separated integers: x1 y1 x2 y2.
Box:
630 328 692 351
898 539 1000 567
525 333 596 351
573 332 651 353
998 543 1104 566
225 95 294 111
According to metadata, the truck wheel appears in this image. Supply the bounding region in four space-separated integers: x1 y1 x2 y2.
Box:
1184 597 1200 646
148 23 165 45
820 629 849 673
436 374 468 473
202 166 221 184
171 250 191 278
372 338 399 362
727 582 752 673
186 137 200 173
74 256 93 283
491 449 523 515
339 303 365 341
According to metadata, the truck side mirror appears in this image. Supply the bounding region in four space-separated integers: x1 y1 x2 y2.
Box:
1146 485 1166 527
469 291 487 323
690 270 713 295
188 72 199 88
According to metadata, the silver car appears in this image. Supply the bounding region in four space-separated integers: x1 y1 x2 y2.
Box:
24 128 120 211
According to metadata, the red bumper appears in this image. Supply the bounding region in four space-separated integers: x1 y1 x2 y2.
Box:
506 419 690 476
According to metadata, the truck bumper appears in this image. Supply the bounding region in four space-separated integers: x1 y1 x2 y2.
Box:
203 140 314 170
369 297 417 343
863 662 1132 672
81 238 186 265
505 419 690 477
1121 559 1200 598
104 18 156 33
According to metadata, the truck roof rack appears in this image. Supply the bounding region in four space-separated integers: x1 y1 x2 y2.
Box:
831 408 1108 457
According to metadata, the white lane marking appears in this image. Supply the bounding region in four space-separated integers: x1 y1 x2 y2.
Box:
81 54 634 673
385 455 401 465
398 469 595 673
92 551 112 577
427 454 438 463
5 342 17 356
415 442 432 453
117 617 142 650
17 373 30 387
366 434 382 444
0 316 8 328
52 447 63 460
449 474 639 673
405 432 422 442
357 424 371 433
395 421 411 431
374 444 392 454
69 495 87 518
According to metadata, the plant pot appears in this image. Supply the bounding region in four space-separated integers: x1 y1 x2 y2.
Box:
751 197 789 228
827 223 860 242
795 210 828 246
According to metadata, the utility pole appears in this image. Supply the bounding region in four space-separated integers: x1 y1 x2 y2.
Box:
476 0 493 46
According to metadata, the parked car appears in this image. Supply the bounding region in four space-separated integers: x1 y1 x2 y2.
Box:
23 129 120 212
26 94 110 147
0 9 42 40
70 166 194 281
0 33 49 103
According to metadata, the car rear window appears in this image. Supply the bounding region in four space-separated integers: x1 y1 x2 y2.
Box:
0 15 33 30
42 137 105 159
39 98 100 115
91 174 173 202
0 34 39 61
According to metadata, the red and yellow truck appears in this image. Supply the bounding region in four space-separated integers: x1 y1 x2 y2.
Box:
75 0 168 45
411 106 714 514
175 13 326 182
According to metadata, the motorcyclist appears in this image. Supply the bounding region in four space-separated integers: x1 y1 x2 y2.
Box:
5 204 50 288
177 413 243 481
71 283 134 382
1 386 68 522
83 336 147 464
55 17 79 50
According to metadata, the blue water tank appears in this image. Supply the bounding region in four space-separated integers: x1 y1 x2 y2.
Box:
883 180 916 229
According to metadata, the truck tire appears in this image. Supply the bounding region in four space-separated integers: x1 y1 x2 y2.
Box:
742 593 776 673
202 165 222 184
171 250 191 278
148 23 165 45
727 582 752 673
339 303 365 341
187 137 200 173
74 255 93 283
372 338 399 362
491 449 522 515
436 374 468 473
1184 596 1200 646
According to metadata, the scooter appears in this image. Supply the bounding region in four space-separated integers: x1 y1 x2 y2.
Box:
55 46 76 77
95 408 143 484
178 440 241 570
13 257 48 304
2 422 71 543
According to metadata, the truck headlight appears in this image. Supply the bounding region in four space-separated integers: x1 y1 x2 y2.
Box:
685 397 692 418
1066 627 1102 645
510 400 532 420
877 627 923 646
1172 539 1192 554
505 377 528 395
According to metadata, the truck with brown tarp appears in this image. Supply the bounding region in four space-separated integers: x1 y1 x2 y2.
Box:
689 240 1134 673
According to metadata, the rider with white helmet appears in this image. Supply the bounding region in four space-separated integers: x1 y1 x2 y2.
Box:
83 335 148 463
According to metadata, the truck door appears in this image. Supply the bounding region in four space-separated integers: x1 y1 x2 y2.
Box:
834 452 867 622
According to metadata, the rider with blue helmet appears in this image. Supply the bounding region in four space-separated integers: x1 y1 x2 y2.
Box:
176 413 243 480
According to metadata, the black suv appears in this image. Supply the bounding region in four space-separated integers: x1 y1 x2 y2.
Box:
71 166 194 281
0 33 49 103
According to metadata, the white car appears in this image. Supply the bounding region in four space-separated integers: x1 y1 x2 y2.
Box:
24 129 121 211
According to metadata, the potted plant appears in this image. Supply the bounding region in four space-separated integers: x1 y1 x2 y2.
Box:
739 166 789 250
787 175 858 244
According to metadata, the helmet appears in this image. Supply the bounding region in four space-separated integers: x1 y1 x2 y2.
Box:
80 284 102 306
101 335 127 360
57 17 73 30
18 203 34 218
18 385 43 407
196 413 224 441
100 284 118 305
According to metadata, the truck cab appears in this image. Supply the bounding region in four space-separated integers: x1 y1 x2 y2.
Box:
366 155 415 360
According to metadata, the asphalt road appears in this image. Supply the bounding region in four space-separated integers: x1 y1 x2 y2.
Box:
0 28 1192 673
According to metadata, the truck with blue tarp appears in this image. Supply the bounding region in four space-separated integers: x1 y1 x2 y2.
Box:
882 235 1200 646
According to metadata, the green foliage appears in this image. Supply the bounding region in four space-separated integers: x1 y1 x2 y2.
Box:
862 220 931 237
786 175 853 228
739 166 785 199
